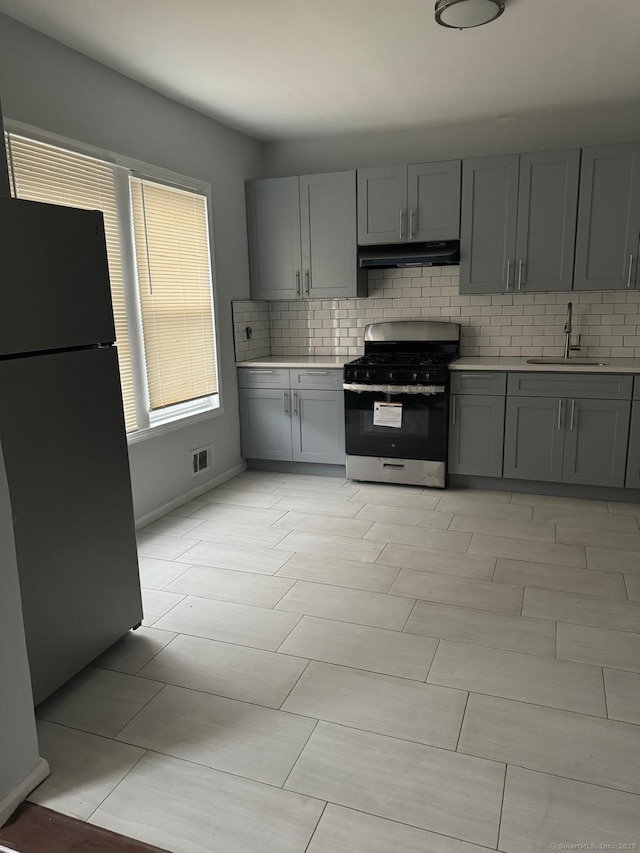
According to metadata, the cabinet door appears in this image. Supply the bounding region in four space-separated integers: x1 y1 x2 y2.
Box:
460 155 519 294
562 398 631 487
503 396 564 482
407 160 461 242
515 149 580 292
626 401 640 489
448 394 505 477
245 177 301 300
291 389 345 464
357 165 407 245
238 388 292 461
300 171 360 299
574 143 640 291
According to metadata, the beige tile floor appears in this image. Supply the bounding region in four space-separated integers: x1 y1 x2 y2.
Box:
30 470 640 852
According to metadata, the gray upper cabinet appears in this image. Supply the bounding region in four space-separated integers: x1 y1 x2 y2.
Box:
574 142 640 291
515 149 580 292
449 393 505 477
562 398 630 487
626 401 640 489
503 396 564 482
247 171 364 300
461 150 580 294
407 160 461 242
300 171 362 299
460 155 519 294
246 177 301 301
357 165 407 245
357 160 461 245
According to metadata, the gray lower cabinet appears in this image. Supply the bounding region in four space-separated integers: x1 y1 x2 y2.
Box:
238 369 345 465
238 388 292 461
574 142 640 291
503 396 565 482
448 393 505 477
562 398 631 487
291 389 345 464
626 401 640 488
504 393 631 488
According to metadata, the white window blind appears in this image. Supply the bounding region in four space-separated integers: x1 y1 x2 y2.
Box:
129 177 217 411
6 134 138 432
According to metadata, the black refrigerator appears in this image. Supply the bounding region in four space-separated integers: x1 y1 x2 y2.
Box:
0 196 143 705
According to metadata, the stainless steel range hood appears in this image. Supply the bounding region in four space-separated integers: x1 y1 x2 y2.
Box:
358 240 460 269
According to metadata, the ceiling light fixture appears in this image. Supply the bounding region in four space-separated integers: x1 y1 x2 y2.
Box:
435 0 505 29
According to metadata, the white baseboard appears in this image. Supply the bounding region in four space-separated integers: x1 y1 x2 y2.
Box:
0 757 50 828
135 462 247 529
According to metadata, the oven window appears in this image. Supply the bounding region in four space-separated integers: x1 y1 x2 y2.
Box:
345 389 448 462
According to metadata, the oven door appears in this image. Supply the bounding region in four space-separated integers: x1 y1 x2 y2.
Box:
343 382 448 461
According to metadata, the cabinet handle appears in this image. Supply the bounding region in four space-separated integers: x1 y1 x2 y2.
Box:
408 208 414 241
284 390 289 415
518 259 524 291
305 269 310 295
505 259 511 291
628 254 634 289
557 399 563 431
570 399 576 431
460 373 495 379
298 371 329 375
399 209 404 240
451 395 456 425
293 391 298 415
296 270 301 296
247 369 276 374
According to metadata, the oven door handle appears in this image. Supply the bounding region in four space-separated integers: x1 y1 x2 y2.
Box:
343 383 446 395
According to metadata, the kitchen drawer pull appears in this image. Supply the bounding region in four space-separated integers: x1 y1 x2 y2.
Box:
247 369 277 374
296 270 301 296
293 391 298 415
298 371 329 375
283 390 289 415
570 398 576 430
628 254 634 289
557 399 563 431
460 373 497 379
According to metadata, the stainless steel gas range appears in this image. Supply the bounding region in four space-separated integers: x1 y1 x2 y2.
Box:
343 320 460 488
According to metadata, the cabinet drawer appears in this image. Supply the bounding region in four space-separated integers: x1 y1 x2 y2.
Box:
450 372 506 396
237 367 290 389
507 372 633 400
289 368 343 390
634 376 640 401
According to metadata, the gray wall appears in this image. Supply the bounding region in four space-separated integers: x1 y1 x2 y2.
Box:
0 440 43 824
261 100 640 177
0 13 263 521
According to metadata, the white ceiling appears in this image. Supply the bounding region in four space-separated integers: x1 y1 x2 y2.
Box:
1 0 639 141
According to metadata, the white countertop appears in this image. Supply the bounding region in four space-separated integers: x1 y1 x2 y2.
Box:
451 356 640 374
237 356 347 369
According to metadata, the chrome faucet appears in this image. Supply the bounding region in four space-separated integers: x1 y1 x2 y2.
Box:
563 302 581 359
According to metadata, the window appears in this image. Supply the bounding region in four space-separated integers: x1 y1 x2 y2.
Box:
5 130 219 435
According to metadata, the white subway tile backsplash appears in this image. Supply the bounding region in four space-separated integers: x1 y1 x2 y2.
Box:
232 270 640 360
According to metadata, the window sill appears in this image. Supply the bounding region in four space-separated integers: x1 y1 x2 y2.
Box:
127 404 222 445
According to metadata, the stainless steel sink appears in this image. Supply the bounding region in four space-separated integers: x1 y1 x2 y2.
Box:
526 357 609 366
